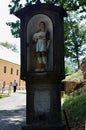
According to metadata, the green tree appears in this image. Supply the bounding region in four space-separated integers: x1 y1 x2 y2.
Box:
0 42 18 52
65 59 76 75
7 0 86 37
64 12 86 69
6 20 20 38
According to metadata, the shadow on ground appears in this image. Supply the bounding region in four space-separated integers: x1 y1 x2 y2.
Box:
0 105 26 130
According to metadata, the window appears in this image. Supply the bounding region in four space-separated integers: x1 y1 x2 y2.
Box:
11 68 13 74
4 66 7 73
16 69 19 75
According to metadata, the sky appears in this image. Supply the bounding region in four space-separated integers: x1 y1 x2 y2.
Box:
0 0 20 52
0 0 44 53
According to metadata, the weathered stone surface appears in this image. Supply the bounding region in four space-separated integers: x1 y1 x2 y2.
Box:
34 90 50 113
22 123 67 130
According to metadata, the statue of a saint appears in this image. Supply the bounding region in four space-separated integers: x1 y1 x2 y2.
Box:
33 21 50 71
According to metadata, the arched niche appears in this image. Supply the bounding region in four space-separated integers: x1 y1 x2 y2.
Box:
27 14 53 72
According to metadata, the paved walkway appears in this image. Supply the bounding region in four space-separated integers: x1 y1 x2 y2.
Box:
0 91 26 130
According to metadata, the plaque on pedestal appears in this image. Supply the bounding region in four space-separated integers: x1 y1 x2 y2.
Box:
34 90 50 113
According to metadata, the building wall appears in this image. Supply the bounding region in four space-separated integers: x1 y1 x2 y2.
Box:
0 59 25 87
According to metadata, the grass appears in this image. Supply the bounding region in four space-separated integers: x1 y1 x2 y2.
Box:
65 70 83 82
18 92 26 94
62 92 86 121
0 94 9 99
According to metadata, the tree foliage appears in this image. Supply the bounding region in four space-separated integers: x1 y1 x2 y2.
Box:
64 12 86 68
7 0 86 38
8 0 86 13
6 20 20 38
65 59 76 75
0 42 18 52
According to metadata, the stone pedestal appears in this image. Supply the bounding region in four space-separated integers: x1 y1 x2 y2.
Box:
21 72 66 130
22 123 66 130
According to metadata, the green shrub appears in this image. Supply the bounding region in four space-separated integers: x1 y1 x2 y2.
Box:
62 92 86 121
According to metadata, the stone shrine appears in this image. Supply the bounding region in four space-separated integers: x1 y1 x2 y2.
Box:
14 1 67 130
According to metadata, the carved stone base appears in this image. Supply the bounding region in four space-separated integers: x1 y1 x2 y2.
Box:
22 123 67 130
